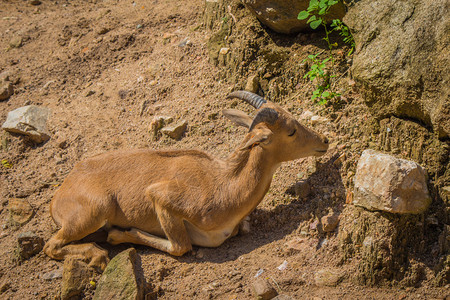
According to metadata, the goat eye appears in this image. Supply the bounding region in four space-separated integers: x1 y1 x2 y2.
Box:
288 129 296 137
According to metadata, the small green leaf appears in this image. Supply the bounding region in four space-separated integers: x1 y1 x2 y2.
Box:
322 91 330 98
318 7 327 15
328 0 339 6
307 15 317 24
297 11 310 20
319 0 327 8
310 19 322 29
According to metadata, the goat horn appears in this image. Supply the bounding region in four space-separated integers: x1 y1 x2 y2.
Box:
249 108 279 132
227 91 267 109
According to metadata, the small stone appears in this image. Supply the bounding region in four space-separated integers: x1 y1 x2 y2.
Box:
2 105 51 143
16 231 44 260
30 0 42 5
9 36 23 48
161 120 188 140
42 269 63 281
97 27 110 35
321 213 340 232
310 115 328 125
294 180 310 198
299 110 314 120
85 90 95 97
178 38 191 47
285 237 313 252
245 74 259 93
61 258 94 300
314 269 342 287
252 277 278 300
7 198 34 226
333 153 346 166
0 81 14 101
149 115 173 139
219 47 230 55
93 248 144 300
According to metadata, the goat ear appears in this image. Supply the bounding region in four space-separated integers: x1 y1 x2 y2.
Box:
240 127 273 150
222 109 253 129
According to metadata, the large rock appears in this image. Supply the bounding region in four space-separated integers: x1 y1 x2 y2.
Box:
2 105 51 143
242 0 346 34
344 0 450 138
353 150 431 214
61 258 94 300
93 248 144 300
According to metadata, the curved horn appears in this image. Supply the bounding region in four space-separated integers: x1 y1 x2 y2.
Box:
249 108 279 131
227 91 267 109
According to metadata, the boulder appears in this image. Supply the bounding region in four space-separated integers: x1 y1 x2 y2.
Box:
2 105 51 143
353 150 431 214
242 0 346 34
344 0 450 138
93 248 144 300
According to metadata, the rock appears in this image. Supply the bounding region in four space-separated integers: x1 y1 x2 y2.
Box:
2 105 51 143
294 180 310 198
93 248 144 300
30 0 42 5
242 0 346 34
0 81 14 101
7 198 34 226
344 0 450 138
9 36 23 48
16 231 44 260
161 120 188 140
310 115 328 125
321 213 340 232
299 110 314 120
42 269 63 281
353 149 431 214
61 258 94 300
149 115 173 139
245 74 260 93
314 269 342 287
252 277 278 300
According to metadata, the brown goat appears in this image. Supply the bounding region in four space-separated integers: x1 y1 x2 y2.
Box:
44 91 329 270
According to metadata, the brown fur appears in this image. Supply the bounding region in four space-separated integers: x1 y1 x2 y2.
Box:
44 97 329 271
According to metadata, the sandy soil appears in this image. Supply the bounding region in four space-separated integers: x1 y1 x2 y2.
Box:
0 0 448 299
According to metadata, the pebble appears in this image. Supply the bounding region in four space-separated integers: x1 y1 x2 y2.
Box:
314 269 342 287
16 231 44 260
310 115 328 125
7 198 34 226
321 213 340 232
9 36 23 48
294 180 310 198
245 74 259 93
219 47 230 55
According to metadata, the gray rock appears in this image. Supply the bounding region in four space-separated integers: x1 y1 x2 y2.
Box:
93 248 144 300
7 198 34 226
61 258 94 300
2 105 51 143
353 150 431 214
0 82 13 101
16 231 44 260
344 0 450 138
252 277 278 300
161 120 188 140
314 269 342 287
42 269 63 281
242 0 346 34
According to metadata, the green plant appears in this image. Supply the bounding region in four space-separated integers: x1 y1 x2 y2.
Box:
331 19 355 55
298 0 354 105
302 53 340 105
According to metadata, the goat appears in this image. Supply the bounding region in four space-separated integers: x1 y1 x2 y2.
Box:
44 91 329 271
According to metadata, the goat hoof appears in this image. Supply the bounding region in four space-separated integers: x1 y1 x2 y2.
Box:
106 228 124 245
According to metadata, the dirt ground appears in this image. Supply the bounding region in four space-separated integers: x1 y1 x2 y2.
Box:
0 0 448 299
